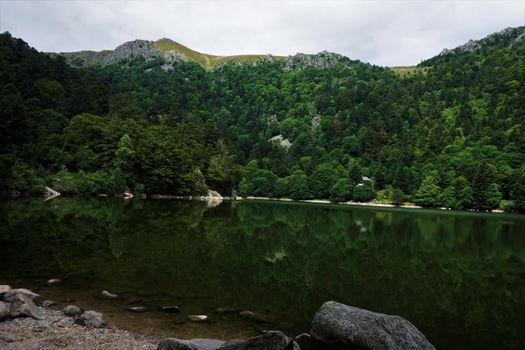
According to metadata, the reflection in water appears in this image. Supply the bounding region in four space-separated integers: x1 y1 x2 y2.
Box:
0 198 524 349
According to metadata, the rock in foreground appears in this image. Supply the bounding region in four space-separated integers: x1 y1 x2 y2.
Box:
157 338 225 350
311 301 435 350
218 331 295 350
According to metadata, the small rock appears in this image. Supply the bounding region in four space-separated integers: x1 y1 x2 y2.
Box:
158 338 225 350
100 290 119 299
0 285 11 298
0 335 14 343
8 290 44 320
55 317 74 328
0 301 9 320
47 278 62 285
160 306 180 313
239 310 272 323
35 320 54 331
214 306 241 314
77 310 106 328
42 300 57 307
294 333 311 350
188 314 208 322
125 296 143 305
127 306 147 313
218 331 293 350
63 304 82 317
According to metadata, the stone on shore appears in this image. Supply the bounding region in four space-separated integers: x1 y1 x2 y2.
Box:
217 331 295 350
4 288 40 301
63 304 82 317
157 338 225 350
311 301 435 350
76 310 106 328
42 300 57 307
0 301 9 320
0 285 12 298
8 290 44 320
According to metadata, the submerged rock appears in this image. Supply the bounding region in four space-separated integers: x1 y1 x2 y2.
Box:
217 331 294 350
239 310 272 323
8 290 44 320
127 306 147 313
100 290 119 299
311 301 435 350
158 338 225 350
47 278 62 285
188 314 208 322
63 304 82 317
214 306 241 314
125 296 143 305
77 310 106 328
160 306 181 313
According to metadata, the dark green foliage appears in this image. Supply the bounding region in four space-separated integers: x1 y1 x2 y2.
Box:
1 28 524 211
330 178 353 202
353 182 376 202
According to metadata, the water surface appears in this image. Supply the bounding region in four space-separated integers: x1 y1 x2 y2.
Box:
0 198 524 349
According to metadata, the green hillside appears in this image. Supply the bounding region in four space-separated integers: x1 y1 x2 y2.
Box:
1 27 525 212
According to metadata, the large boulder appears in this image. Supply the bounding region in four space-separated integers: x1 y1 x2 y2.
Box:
7 290 44 320
158 338 225 350
311 301 435 350
218 331 295 350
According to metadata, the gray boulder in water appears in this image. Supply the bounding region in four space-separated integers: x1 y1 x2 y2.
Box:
311 301 435 350
157 338 225 350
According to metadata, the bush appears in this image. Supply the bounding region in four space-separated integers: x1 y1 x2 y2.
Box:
353 182 376 202
330 178 353 202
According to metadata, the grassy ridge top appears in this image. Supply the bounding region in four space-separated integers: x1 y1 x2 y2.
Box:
156 38 285 69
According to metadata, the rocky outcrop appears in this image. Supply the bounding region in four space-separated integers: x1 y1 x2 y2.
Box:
157 338 225 350
269 134 292 149
5 289 44 320
311 301 435 350
439 26 525 56
105 40 160 65
284 51 345 70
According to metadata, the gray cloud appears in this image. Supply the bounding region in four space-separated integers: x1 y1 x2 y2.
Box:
0 0 523 66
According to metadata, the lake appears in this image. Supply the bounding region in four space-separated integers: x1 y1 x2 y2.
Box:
0 198 524 349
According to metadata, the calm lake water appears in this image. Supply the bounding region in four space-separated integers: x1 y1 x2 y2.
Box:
0 198 524 348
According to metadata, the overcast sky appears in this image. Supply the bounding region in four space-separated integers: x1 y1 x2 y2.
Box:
0 0 524 66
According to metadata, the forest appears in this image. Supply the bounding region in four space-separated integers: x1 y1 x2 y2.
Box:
1 27 524 211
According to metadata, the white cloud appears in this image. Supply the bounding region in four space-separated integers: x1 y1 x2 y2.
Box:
0 0 523 66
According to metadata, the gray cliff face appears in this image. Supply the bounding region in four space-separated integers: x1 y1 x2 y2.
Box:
439 26 525 56
284 51 345 70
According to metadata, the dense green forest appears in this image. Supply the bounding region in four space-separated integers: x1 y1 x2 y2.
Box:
1 27 524 211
